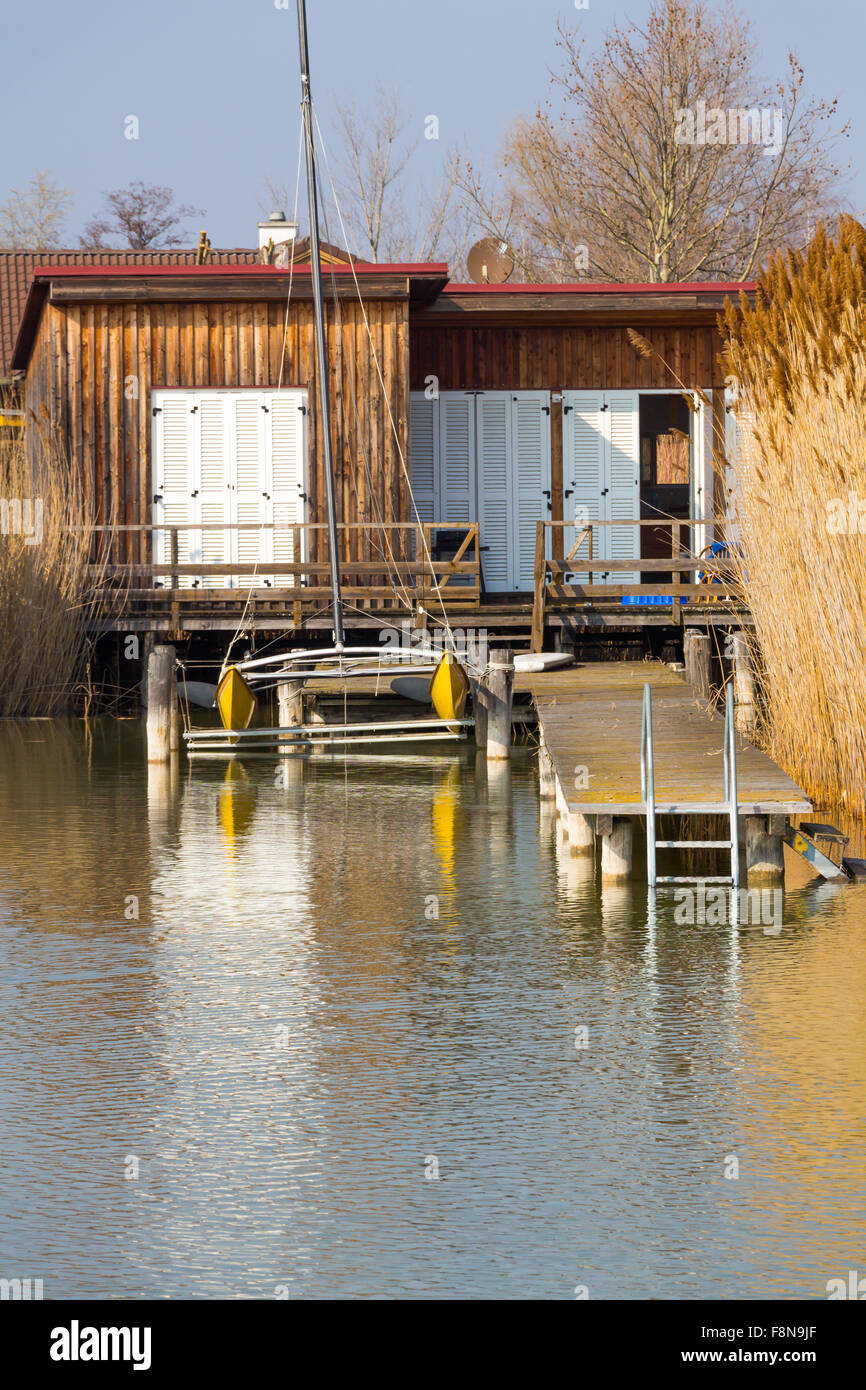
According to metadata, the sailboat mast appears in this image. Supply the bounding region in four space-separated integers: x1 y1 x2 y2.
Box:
296 0 344 648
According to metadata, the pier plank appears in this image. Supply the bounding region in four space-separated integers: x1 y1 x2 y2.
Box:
529 661 811 816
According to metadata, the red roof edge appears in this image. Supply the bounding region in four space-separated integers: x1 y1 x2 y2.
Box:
442 280 755 294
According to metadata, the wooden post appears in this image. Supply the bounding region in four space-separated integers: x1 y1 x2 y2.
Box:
146 645 175 763
277 680 305 727
530 521 546 653
567 811 595 857
601 817 633 882
745 815 785 882
471 678 488 750
169 528 179 591
140 631 155 712
538 742 556 799
484 647 514 761
672 521 681 622
732 632 756 738
169 680 180 753
685 630 712 700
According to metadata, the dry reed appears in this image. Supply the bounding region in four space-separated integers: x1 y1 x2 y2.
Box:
0 423 108 716
720 216 866 814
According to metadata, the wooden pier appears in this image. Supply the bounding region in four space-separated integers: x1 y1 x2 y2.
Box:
531 661 811 882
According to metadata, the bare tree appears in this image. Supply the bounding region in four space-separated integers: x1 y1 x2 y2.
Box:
80 182 204 249
0 170 74 248
460 0 848 282
264 88 469 270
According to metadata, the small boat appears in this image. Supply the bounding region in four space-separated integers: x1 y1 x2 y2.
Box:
430 650 471 726
215 666 257 732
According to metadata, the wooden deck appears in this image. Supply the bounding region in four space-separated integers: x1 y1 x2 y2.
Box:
529 661 811 816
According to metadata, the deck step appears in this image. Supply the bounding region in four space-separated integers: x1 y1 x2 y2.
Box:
799 821 849 845
655 839 732 849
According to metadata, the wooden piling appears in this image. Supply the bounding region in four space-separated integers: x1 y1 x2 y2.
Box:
538 743 556 799
685 630 712 701
732 633 757 738
470 677 488 750
567 811 595 857
745 815 785 882
601 817 633 882
277 680 305 727
169 681 180 753
484 647 514 761
146 645 175 763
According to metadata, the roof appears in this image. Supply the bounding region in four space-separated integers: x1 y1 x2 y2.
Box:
0 247 260 377
8 260 451 371
4 252 755 374
417 279 756 326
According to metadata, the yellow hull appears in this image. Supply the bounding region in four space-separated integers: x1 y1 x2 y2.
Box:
216 666 257 731
429 651 470 726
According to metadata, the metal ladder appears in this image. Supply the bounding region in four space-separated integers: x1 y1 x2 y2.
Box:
641 681 739 889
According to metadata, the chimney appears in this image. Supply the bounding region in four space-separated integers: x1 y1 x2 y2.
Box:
257 210 299 252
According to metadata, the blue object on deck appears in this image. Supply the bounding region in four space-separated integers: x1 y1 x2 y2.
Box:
621 595 688 606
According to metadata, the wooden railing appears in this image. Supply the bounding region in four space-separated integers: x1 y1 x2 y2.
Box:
85 521 481 613
531 519 741 651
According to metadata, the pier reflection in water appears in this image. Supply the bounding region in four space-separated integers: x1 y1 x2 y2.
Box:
0 719 863 1299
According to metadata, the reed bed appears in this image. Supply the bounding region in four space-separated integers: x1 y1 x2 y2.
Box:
0 425 108 716
720 217 866 815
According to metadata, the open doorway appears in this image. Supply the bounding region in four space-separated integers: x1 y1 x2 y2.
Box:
639 393 692 580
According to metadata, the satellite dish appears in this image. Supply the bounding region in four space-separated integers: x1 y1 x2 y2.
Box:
467 237 515 284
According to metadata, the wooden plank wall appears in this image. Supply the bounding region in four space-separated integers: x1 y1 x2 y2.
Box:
408 324 725 392
25 297 410 564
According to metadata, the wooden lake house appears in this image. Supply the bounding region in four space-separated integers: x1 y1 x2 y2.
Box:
6 242 756 651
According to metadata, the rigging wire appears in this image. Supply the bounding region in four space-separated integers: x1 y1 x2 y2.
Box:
311 105 457 647
223 123 305 671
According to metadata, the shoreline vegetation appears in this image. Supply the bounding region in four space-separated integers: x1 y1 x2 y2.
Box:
0 426 108 717
629 216 866 821
720 216 866 819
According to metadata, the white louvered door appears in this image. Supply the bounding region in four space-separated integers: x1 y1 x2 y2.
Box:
196 394 231 588
606 391 640 585
408 394 437 527
475 393 512 591
267 390 308 589
511 392 551 591
152 392 196 588
152 388 308 590
439 393 476 525
691 391 715 558
409 390 551 593
232 393 267 587
562 391 606 582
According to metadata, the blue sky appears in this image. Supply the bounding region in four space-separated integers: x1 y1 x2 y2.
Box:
2 0 860 249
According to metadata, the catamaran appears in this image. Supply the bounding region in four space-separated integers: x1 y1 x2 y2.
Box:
183 0 473 759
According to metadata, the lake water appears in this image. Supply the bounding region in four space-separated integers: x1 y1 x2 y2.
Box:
0 719 864 1299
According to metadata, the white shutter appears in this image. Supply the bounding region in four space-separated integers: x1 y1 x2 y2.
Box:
606 391 640 585
511 392 551 591
475 392 511 591
439 392 476 524
197 393 231 588
562 391 606 582
231 392 267 587
152 390 196 589
268 390 307 589
409 392 438 525
692 391 715 557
